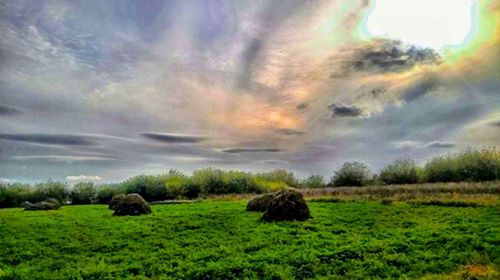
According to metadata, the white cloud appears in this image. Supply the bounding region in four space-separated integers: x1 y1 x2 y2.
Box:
66 175 101 185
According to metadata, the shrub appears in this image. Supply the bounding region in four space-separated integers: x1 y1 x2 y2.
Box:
379 158 418 185
0 183 32 208
331 161 372 187
184 180 202 199
255 170 299 188
262 189 311 221
252 178 287 192
455 147 499 182
123 175 169 202
164 170 190 199
96 184 125 204
191 168 262 195
300 175 325 188
191 168 226 194
224 171 257 193
112 193 151 216
246 193 275 212
31 180 69 203
70 182 97 204
425 147 500 183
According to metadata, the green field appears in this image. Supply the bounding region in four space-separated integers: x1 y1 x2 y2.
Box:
1 201 499 279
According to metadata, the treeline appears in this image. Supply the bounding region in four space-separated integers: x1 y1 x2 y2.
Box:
0 147 498 208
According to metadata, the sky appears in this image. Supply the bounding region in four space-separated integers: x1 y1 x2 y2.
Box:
0 0 499 184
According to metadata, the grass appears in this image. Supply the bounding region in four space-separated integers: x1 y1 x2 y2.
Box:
1 200 499 279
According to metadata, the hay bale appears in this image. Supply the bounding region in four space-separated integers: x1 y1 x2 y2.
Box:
262 189 311 221
45 198 62 208
21 201 32 208
246 193 275 212
108 193 126 210
24 198 61 211
113 193 151 216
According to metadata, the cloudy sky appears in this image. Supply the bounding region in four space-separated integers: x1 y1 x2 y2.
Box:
1 0 499 183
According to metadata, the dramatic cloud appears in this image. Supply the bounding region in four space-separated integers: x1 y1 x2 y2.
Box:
0 134 96 146
394 140 455 149
0 0 498 182
0 105 22 116
331 39 441 77
329 103 364 118
426 141 456 148
10 155 115 162
220 148 283 154
141 133 207 144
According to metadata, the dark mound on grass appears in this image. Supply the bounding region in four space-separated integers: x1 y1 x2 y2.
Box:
113 193 151 216
262 189 311 221
24 198 61 211
246 193 275 212
108 193 126 210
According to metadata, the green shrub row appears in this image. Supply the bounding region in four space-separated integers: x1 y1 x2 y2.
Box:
331 147 499 186
1 148 498 207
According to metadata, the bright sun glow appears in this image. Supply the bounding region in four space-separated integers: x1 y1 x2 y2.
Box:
366 0 475 50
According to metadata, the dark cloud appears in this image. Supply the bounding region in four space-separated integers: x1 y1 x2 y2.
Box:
402 77 437 101
141 132 206 143
333 39 440 77
0 134 96 146
220 147 283 153
328 103 363 117
296 102 308 110
0 105 22 116
426 141 455 148
276 128 304 136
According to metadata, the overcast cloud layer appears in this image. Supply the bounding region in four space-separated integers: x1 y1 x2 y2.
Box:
1 0 499 183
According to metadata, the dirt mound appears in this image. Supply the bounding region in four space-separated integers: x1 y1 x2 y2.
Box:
24 198 61 211
112 193 152 216
246 193 275 212
262 189 311 221
108 193 126 210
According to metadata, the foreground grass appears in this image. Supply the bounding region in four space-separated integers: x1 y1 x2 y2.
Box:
0 201 499 279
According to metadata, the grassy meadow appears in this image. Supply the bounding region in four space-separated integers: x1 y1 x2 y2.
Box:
1 195 499 279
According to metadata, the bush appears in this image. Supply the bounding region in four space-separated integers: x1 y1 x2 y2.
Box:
191 168 262 195
379 158 418 185
425 147 500 183
96 184 125 204
70 182 97 204
262 189 311 221
331 161 372 187
31 180 69 203
0 183 32 208
246 193 275 212
300 175 325 188
191 168 227 194
112 193 152 216
123 175 169 202
255 170 299 188
164 170 190 199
